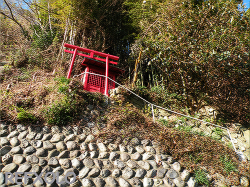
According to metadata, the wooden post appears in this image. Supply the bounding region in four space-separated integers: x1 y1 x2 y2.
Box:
83 67 89 90
105 56 109 96
67 48 78 79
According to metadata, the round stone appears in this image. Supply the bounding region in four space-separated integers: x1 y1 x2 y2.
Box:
56 141 67 151
122 167 134 179
109 152 119 161
31 140 43 149
67 141 77 151
157 168 167 178
106 177 118 187
166 169 179 179
72 158 81 169
143 178 153 187
112 169 121 178
172 162 181 172
94 159 103 169
10 146 22 154
70 150 81 158
79 167 91 178
0 137 9 146
51 134 64 143
100 169 110 178
26 132 37 140
120 153 130 162
36 148 47 157
35 133 43 140
48 157 59 166
88 168 100 177
135 146 145 154
81 179 93 187
119 178 131 187
18 131 28 140
26 155 39 164
24 146 36 155
0 146 11 156
143 152 154 161
135 169 146 178
17 163 31 172
48 150 59 158
7 130 19 139
39 158 47 166
98 143 107 152
2 153 12 163
129 178 142 187
138 161 151 171
59 159 71 169
130 137 140 145
13 155 25 164
131 152 142 161
99 152 109 159
20 139 30 148
43 141 54 150
85 135 95 143
2 163 18 172
93 178 106 187
83 158 94 168
126 160 138 169
147 169 157 178
42 133 52 141
114 160 126 170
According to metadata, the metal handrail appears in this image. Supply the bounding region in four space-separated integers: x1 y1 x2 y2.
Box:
73 72 247 160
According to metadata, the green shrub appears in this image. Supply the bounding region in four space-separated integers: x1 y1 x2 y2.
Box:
17 108 37 123
45 99 77 126
194 169 210 186
220 156 238 175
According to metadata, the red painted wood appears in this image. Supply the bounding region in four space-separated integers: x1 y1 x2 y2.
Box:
105 56 109 96
67 48 78 79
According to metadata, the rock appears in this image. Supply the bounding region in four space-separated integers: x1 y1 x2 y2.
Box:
67 141 78 151
126 160 138 169
181 169 190 181
93 178 106 187
88 168 100 177
137 161 151 170
83 158 94 167
53 166 64 176
72 158 81 169
41 133 52 141
122 167 134 179
16 124 27 132
114 160 126 170
127 145 135 154
48 157 59 166
36 148 47 157
129 178 142 187
70 150 80 158
17 163 31 172
157 168 167 178
64 134 75 142
119 178 131 187
30 165 41 174
99 152 109 159
50 134 65 143
39 158 47 166
35 133 43 140
43 141 54 150
130 137 140 146
166 169 179 179
153 179 164 186
141 139 151 146
26 155 39 164
51 126 61 134
135 169 146 178
13 155 25 164
162 161 171 169
135 146 145 154
108 144 118 151
0 173 4 185
2 154 12 163
119 144 127 152
131 152 142 161
0 130 8 137
110 152 119 161
20 139 30 148
143 178 153 187
112 169 121 178
0 137 9 146
106 177 118 187
90 151 98 158
0 146 11 156
147 169 157 178
167 156 174 164
85 135 95 143
10 146 22 154
80 142 88 151
42 126 50 134
120 153 130 162
103 160 114 170
48 150 59 158
7 130 18 139
148 160 157 169
81 179 93 187
94 159 103 169
100 169 110 178
164 178 176 187
31 140 43 149
26 132 37 140
59 159 71 169
17 131 28 140
97 143 107 152
172 162 181 172
79 167 91 178
240 176 249 187
173 177 185 187
23 146 36 155
58 150 69 159
2 163 18 172
143 152 154 161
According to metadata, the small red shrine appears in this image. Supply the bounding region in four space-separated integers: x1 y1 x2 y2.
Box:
64 43 124 96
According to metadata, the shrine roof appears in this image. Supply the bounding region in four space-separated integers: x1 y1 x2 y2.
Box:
81 57 125 74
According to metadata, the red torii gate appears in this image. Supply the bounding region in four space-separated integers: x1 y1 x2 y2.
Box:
64 43 120 96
